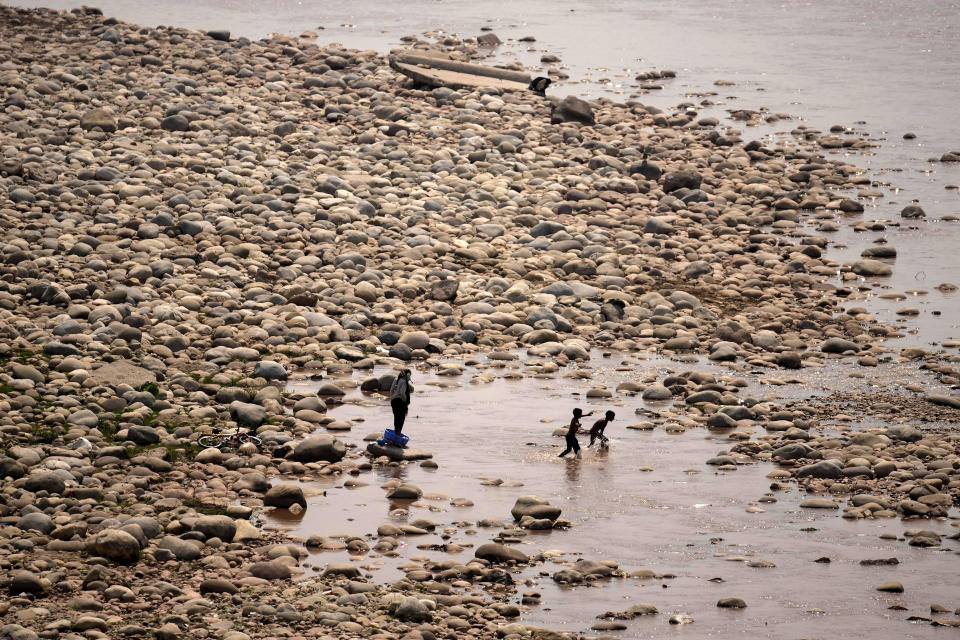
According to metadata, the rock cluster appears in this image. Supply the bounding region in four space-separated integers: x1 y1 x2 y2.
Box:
1 5 958 639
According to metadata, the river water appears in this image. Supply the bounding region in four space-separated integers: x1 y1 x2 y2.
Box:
267 355 960 638
11 0 960 347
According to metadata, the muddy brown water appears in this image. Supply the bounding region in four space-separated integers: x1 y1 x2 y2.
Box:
271 354 960 638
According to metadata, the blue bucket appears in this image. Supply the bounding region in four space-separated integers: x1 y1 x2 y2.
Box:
383 429 410 447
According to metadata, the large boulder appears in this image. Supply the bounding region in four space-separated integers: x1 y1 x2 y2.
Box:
229 401 266 427
662 170 702 193
821 337 859 354
17 512 55 534
80 107 117 133
551 95 595 125
771 443 814 460
250 560 291 580
474 543 529 564
393 596 432 622
796 460 843 479
398 331 430 349
264 484 306 509
511 495 561 521
292 435 346 463
365 442 433 461
192 515 237 542
885 425 922 442
0 456 26 479
91 529 142 563
23 471 66 495
157 536 202 561
124 516 161 539
9 571 45 594
127 425 160 445
253 360 288 380
386 483 422 500
429 279 459 301
852 259 892 276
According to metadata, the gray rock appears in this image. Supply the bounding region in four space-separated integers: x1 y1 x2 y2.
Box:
67 409 99 427
229 401 266 427
23 471 66 495
80 108 117 133
9 571 44 595
644 217 675 234
322 563 361 578
901 205 926 218
292 434 346 463
17 512 55 534
199 578 239 594
821 337 859 354
796 460 843 479
474 542 529 563
641 384 672 400
551 95 595 125
103 585 135 601
686 390 722 404
0 456 27 479
772 443 813 459
193 515 236 542
10 363 44 383
127 425 159 445
510 495 561 521
250 560 291 580
91 529 142 563
662 170 702 192
429 279 459 301
394 596 432 622
253 360 287 380
530 221 566 237
235 472 270 493
161 114 190 131
885 425 922 442
717 597 747 608
124 516 161 539
926 395 960 410
264 484 306 509
157 536 202 561
852 259 892 276
386 483 423 499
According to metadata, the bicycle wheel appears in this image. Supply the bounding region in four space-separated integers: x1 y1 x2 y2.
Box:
239 434 262 447
198 434 226 449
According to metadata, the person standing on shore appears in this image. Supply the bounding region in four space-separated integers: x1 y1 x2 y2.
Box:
558 408 592 458
389 369 413 435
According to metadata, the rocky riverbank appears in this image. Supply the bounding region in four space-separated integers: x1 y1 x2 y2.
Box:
1 4 958 639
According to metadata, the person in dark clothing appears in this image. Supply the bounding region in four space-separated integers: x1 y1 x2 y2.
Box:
588 410 615 447
558 408 592 458
389 369 413 435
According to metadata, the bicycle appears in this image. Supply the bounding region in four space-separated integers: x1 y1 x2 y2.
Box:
198 427 262 450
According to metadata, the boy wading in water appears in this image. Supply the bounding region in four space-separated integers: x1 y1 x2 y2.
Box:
389 369 413 436
558 408 592 458
589 410 615 448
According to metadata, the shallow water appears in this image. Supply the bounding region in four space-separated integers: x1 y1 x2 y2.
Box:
12 0 960 345
270 354 960 638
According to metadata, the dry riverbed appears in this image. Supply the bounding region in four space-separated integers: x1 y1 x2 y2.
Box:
0 4 958 640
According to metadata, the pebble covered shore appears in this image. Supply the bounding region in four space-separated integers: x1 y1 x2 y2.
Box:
1 4 959 639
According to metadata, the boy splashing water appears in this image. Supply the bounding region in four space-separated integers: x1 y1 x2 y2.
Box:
588 410 615 447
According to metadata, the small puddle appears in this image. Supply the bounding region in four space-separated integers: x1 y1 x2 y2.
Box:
274 353 958 639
